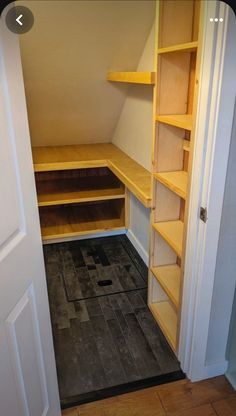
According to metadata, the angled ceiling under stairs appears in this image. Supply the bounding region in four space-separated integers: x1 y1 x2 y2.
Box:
18 0 155 146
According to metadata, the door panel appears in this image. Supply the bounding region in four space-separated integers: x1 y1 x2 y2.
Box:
0 88 23 249
0 5 60 415
6 285 49 416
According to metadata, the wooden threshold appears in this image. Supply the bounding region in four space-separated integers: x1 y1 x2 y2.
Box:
107 71 155 85
151 264 181 309
154 171 187 199
153 220 184 258
156 114 192 131
149 301 177 351
158 41 198 55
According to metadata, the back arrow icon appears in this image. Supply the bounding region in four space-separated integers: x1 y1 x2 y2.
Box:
16 14 23 26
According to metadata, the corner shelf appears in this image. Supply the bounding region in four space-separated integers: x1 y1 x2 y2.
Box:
107 71 155 85
156 114 192 131
158 41 198 55
151 264 181 309
149 301 177 351
153 220 184 258
39 200 125 241
37 180 125 207
154 171 187 200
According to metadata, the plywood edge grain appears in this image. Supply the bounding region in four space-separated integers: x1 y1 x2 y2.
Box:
107 71 155 85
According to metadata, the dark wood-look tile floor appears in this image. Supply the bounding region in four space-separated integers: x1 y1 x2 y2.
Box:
44 236 182 404
61 376 236 416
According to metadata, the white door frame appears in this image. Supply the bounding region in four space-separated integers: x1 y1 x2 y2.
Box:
179 0 236 381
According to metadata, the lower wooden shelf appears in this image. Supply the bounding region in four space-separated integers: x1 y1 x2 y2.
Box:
149 301 177 351
151 264 181 309
39 200 125 241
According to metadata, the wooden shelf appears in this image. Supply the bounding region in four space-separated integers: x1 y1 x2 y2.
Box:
156 114 192 131
149 301 177 351
151 265 181 309
158 41 198 55
32 144 151 208
107 71 155 85
183 139 190 152
154 171 187 199
39 200 125 241
37 179 125 207
153 220 184 257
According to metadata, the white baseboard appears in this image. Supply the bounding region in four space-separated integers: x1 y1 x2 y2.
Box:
226 371 236 390
190 360 228 381
126 229 149 266
42 229 126 245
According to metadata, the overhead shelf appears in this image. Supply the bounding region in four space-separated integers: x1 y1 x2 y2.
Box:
39 200 125 241
151 265 181 309
154 171 188 199
107 71 155 85
153 220 184 258
156 114 192 131
149 301 177 351
37 179 125 207
158 41 198 55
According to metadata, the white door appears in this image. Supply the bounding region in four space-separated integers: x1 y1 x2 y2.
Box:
0 10 61 416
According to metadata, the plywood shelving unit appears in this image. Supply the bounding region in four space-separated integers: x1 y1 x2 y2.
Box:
148 0 203 353
107 71 155 85
34 166 126 241
33 144 152 242
35 169 125 207
39 200 125 241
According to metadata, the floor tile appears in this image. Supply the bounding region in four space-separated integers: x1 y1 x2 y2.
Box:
44 236 182 403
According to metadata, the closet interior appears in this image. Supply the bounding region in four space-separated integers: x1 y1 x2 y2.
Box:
19 0 203 406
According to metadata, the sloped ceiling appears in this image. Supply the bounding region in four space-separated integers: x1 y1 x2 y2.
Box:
18 0 155 146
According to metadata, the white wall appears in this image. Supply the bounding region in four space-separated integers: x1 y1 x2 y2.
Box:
18 0 155 146
112 24 155 264
127 194 150 265
112 24 154 171
206 101 236 366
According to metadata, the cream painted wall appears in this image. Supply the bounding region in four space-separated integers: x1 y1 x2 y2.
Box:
112 24 155 171
126 194 150 265
112 24 155 262
18 0 155 146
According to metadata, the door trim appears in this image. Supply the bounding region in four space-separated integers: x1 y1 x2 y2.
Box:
179 0 236 381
